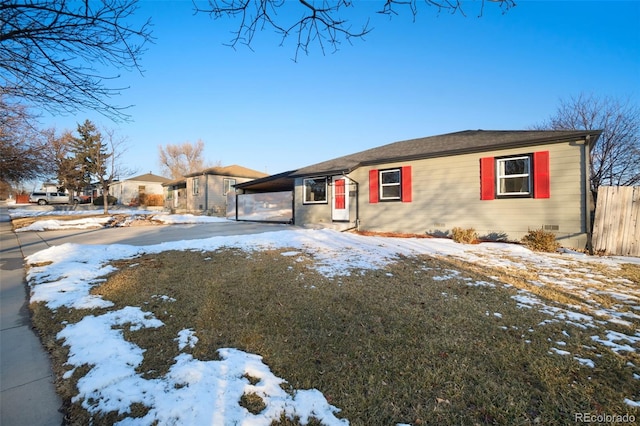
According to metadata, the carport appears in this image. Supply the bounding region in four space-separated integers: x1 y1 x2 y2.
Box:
227 170 296 224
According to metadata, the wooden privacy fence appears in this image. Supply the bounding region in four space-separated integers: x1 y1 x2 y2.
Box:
592 186 640 256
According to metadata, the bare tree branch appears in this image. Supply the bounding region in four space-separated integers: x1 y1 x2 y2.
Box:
532 93 640 195
158 140 210 179
0 96 50 183
194 0 515 61
0 0 153 121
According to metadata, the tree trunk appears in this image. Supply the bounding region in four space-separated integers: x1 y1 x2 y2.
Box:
102 186 110 214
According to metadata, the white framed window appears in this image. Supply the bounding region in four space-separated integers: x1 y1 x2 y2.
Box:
223 178 236 195
192 177 200 195
303 177 327 204
379 169 401 200
497 155 531 196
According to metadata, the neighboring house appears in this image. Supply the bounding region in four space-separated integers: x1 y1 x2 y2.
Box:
41 182 59 192
236 130 601 250
164 178 188 211
164 165 268 215
110 173 171 206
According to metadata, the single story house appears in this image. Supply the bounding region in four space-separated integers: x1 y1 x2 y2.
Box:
236 130 601 250
163 177 187 211
110 173 171 206
164 165 268 215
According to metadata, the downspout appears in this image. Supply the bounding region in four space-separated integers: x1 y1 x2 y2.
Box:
341 172 360 232
583 135 593 254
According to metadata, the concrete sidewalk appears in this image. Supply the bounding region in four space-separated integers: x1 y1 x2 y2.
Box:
1 207 63 426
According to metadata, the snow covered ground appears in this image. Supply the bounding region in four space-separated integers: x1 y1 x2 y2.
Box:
10 209 228 231
12 209 640 423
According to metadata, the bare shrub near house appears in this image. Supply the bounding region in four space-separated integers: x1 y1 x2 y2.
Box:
521 228 560 252
144 194 163 206
451 227 478 244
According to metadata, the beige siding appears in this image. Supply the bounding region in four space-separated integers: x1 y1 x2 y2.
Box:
186 177 201 212
347 141 589 249
294 178 333 226
187 175 257 216
207 176 226 215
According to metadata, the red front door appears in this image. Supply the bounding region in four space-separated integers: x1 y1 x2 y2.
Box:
332 177 349 221
335 178 345 210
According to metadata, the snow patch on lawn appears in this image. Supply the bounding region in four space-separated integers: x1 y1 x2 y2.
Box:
23 216 640 424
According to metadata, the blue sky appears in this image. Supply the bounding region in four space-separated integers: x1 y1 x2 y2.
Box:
40 0 640 178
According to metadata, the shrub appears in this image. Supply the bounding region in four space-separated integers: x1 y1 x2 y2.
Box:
93 195 117 206
450 227 478 244
144 194 164 206
521 228 559 252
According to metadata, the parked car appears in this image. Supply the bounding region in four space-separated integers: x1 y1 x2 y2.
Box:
28 192 79 205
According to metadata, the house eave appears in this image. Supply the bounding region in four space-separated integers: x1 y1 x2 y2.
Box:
234 170 297 192
289 168 355 179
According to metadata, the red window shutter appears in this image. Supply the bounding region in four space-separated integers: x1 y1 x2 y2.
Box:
369 169 379 203
533 151 550 199
480 157 495 200
401 166 412 202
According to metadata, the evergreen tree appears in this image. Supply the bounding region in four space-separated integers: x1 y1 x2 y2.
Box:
72 120 114 213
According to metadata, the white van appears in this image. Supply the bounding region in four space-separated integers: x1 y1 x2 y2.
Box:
28 192 79 205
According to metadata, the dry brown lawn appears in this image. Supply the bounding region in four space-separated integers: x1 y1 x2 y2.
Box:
30 243 640 425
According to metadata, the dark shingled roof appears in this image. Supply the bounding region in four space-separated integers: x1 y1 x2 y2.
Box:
290 129 601 177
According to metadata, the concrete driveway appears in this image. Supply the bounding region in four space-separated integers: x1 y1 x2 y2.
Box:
1 208 290 425
15 220 292 257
